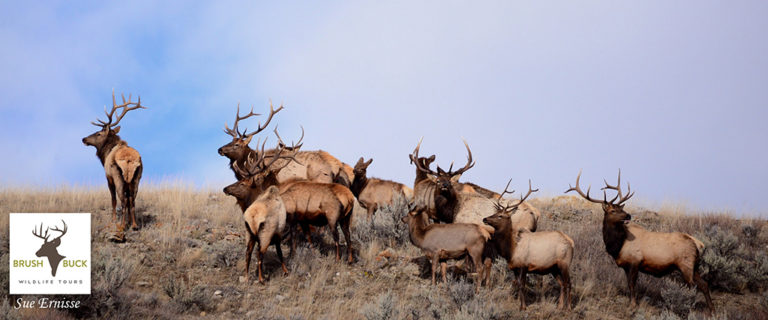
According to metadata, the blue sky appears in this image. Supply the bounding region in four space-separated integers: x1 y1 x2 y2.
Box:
1 1 767 215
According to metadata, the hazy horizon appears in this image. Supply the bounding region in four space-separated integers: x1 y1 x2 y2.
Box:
1 2 767 216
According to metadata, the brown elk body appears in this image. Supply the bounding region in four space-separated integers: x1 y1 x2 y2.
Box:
241 186 288 283
82 92 145 232
350 157 411 216
566 171 714 312
483 211 574 310
402 209 490 291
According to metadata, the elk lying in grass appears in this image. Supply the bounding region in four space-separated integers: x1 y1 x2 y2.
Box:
82 91 146 232
409 139 539 232
402 208 490 291
350 157 412 216
226 135 356 263
566 170 714 312
483 183 574 310
218 103 353 186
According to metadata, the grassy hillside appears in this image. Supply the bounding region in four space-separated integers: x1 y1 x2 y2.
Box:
1 184 766 319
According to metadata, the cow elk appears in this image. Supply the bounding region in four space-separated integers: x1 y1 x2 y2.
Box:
351 157 412 216
402 208 490 291
565 170 714 312
82 91 146 232
483 182 574 310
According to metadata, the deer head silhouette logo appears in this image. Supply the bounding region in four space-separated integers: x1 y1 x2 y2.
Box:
32 220 67 277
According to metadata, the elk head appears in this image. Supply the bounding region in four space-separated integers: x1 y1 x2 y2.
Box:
32 220 67 276
82 91 146 149
565 170 635 225
218 102 283 160
483 179 539 227
410 138 475 194
353 157 373 178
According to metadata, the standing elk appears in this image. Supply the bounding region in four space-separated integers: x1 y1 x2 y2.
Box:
224 134 356 263
483 182 574 310
350 157 412 216
218 103 354 186
402 207 490 291
409 139 539 232
82 91 146 232
565 170 714 312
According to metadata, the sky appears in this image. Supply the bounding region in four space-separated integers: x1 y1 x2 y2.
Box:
1 1 767 216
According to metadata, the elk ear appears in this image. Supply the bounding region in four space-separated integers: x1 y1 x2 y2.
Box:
111 126 121 134
437 166 445 175
243 135 254 145
365 158 373 166
450 175 461 183
428 155 435 162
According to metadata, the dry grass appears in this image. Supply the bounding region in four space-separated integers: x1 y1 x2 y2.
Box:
1 186 767 319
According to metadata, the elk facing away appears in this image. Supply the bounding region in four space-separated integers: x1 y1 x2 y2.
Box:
32 220 68 277
566 170 714 312
351 157 412 216
218 103 353 186
82 91 146 232
224 135 356 263
409 139 539 232
483 183 574 310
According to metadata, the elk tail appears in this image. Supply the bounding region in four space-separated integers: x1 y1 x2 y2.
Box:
116 159 141 182
401 186 414 202
686 234 706 255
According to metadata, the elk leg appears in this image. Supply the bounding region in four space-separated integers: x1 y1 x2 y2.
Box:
107 176 117 221
554 269 565 309
340 213 353 264
257 244 265 284
114 179 128 231
129 175 140 230
431 254 439 285
517 268 528 310
329 221 341 261
483 257 492 287
624 267 639 308
274 236 288 275
300 223 312 247
244 231 256 282
441 262 447 283
561 265 572 310
693 268 714 313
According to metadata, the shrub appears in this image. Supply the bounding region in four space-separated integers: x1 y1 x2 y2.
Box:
353 195 409 248
361 291 399 320
162 275 213 313
697 225 749 292
660 278 696 318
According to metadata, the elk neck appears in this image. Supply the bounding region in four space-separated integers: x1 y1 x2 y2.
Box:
602 215 628 260
407 213 429 248
434 183 459 223
95 134 123 166
350 173 368 197
490 219 513 261
230 147 258 174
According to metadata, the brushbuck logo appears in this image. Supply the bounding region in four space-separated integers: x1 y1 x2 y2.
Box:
9 213 91 294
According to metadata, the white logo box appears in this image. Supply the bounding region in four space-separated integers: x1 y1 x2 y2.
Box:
9 213 91 294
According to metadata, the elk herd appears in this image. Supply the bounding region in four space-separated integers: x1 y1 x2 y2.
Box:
82 94 715 313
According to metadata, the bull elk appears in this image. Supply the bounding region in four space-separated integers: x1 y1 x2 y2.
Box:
350 157 412 216
566 170 714 312
82 91 146 232
218 103 354 186
409 139 539 232
483 182 574 310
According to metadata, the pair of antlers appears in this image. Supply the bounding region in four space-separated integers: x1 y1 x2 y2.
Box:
91 90 147 129
232 128 304 179
566 170 634 205
494 178 539 213
409 137 475 177
224 101 284 139
32 220 68 243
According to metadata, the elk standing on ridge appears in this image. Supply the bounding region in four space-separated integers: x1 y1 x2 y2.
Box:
32 220 68 277
483 181 574 310
565 170 714 312
350 157 412 216
82 92 145 232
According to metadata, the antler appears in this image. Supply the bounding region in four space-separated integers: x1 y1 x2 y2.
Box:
50 220 67 241
274 125 304 151
91 90 146 129
565 170 609 204
448 139 474 177
495 179 538 212
410 137 437 175
224 103 261 138
601 169 635 205
32 223 50 242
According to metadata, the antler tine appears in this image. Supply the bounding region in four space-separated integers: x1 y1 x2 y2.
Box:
565 170 605 204
509 179 539 211
110 94 146 128
601 169 634 205
32 222 50 242
244 100 283 139
410 137 437 175
494 178 515 212
499 178 515 199
225 103 262 138
450 139 475 177
50 220 67 241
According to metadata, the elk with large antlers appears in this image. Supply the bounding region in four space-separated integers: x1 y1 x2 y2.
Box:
32 220 68 277
218 103 354 186
565 170 714 312
483 181 574 310
82 91 146 232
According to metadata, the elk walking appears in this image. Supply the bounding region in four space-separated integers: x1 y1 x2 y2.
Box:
566 170 714 312
82 91 146 232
